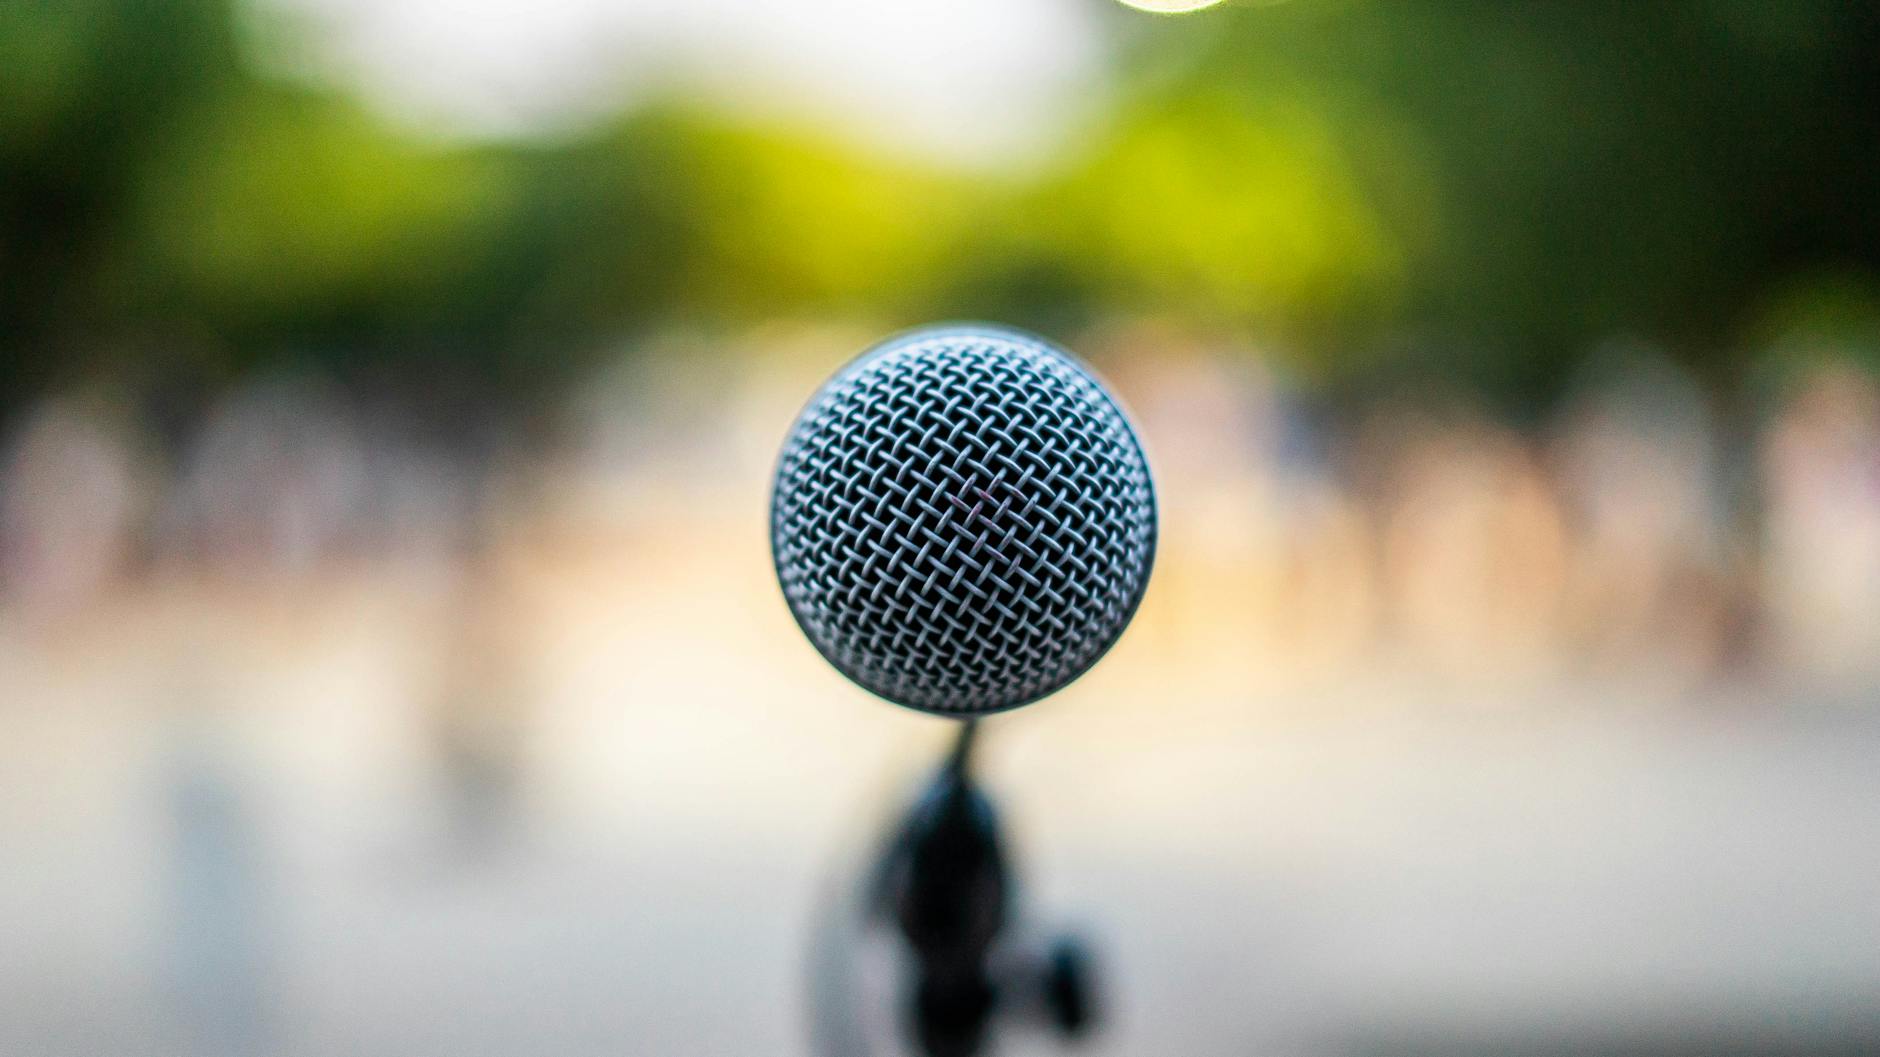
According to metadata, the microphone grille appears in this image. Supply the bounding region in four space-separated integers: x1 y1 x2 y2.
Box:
771 325 1156 716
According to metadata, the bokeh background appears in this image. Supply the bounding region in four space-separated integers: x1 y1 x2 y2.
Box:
3 1 1878 1054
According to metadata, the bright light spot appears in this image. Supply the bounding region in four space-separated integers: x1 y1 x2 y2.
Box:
1115 0 1230 13
264 0 1105 161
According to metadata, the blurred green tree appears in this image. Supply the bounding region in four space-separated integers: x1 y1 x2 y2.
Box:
0 0 1875 418
1115 1 1880 405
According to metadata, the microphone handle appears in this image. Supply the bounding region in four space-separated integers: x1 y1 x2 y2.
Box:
892 720 1008 1057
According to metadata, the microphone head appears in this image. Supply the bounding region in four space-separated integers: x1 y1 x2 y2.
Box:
771 325 1156 717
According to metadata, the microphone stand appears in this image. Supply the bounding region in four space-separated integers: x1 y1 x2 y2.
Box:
832 720 1095 1057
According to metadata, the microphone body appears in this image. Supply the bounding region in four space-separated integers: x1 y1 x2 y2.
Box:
780 324 1148 1056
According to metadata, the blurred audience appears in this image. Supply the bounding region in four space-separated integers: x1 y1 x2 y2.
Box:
5 331 1877 710
1758 362 1880 688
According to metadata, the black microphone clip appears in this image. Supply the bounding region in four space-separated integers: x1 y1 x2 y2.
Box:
867 722 1097 1057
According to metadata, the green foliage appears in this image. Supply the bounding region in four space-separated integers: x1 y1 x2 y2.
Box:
125 85 507 335
1037 88 1410 350
0 0 241 391
1133 0 1880 402
0 0 1875 412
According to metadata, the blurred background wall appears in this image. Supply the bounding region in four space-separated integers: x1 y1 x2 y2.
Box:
2 2 1878 1055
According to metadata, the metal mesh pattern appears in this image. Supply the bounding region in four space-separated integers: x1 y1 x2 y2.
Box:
771 326 1156 715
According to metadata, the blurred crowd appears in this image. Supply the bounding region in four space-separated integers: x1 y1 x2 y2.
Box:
1122 335 1880 700
5 327 1877 712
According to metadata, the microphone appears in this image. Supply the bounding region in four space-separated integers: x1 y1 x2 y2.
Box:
780 325 1149 1056
771 324 1157 717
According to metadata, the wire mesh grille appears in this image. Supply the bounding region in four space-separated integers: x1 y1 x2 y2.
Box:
771 326 1156 715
